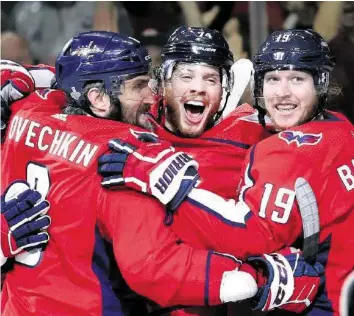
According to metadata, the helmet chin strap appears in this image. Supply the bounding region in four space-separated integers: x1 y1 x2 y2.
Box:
154 62 175 125
212 68 232 125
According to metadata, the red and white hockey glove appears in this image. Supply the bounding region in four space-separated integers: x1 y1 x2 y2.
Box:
98 131 200 210
1 181 51 266
1 60 35 102
248 248 324 313
1 60 35 135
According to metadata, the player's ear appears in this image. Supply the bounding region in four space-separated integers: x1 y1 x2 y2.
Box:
87 88 102 107
87 88 110 116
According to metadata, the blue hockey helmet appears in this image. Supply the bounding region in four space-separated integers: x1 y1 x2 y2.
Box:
252 29 336 104
55 31 152 103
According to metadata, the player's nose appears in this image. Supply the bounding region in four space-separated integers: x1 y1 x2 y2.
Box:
276 80 291 97
142 89 155 105
189 78 207 95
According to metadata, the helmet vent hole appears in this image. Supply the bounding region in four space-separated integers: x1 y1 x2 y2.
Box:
131 55 141 62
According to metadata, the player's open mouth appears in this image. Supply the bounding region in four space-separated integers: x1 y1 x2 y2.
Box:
275 104 298 113
183 100 206 123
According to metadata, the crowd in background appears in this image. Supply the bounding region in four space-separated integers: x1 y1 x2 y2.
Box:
1 1 353 123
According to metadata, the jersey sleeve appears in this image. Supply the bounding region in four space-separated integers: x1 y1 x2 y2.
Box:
171 124 353 267
98 189 243 307
233 144 307 255
169 144 311 260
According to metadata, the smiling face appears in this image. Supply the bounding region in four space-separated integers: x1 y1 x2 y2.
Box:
262 70 318 131
164 63 223 137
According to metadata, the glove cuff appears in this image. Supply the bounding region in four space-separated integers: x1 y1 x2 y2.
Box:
220 269 258 303
248 253 295 311
167 166 199 212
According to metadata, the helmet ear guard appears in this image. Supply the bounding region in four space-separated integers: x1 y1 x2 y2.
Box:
213 67 232 123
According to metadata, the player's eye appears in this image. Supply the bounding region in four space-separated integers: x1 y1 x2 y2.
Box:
180 75 193 81
290 76 305 84
265 76 279 83
205 77 219 85
133 81 148 90
133 83 143 89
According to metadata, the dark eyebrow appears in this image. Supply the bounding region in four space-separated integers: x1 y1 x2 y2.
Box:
175 68 220 78
128 78 150 85
204 73 220 78
264 72 278 77
175 68 194 73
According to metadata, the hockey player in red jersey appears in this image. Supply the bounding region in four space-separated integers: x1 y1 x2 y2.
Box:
0 61 53 264
100 29 354 315
1 32 221 315
1 31 325 316
100 27 271 207
150 27 255 138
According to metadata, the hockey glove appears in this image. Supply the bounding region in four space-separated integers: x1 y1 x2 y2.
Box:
1 60 35 138
248 248 324 313
1 181 51 266
98 132 200 210
0 60 35 102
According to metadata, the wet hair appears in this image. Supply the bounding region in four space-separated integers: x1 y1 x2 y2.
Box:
325 79 343 109
62 81 122 120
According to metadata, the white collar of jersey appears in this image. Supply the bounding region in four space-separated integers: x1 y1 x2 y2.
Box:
239 111 272 125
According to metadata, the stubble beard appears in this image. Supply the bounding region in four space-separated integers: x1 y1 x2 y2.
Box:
121 102 152 128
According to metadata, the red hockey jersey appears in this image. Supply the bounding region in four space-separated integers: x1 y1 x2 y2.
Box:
167 112 354 315
1 63 331 315
1 90 243 316
152 103 271 199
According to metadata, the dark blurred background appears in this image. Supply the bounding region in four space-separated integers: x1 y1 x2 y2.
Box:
2 1 353 122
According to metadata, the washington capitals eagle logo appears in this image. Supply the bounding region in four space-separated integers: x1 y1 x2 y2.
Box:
279 131 323 147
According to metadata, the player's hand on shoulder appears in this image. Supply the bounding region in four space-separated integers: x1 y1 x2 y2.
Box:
98 131 200 210
247 247 324 313
1 181 51 266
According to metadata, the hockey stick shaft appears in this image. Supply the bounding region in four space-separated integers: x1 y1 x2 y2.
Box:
295 177 320 264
